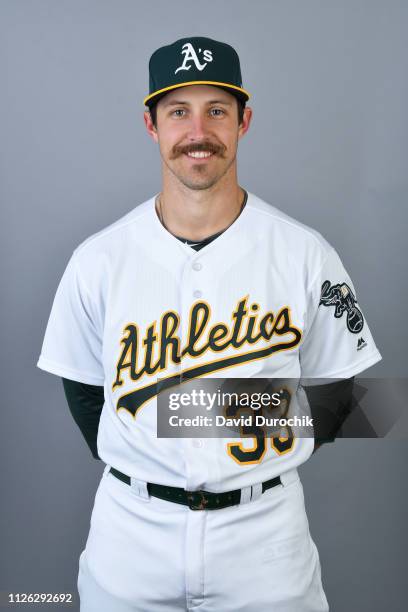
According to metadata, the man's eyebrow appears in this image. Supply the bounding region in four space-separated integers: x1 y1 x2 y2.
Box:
162 99 233 107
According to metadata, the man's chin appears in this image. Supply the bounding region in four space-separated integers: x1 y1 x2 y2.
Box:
179 178 220 191
176 173 221 191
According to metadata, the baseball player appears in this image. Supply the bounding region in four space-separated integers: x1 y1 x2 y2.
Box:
37 36 382 611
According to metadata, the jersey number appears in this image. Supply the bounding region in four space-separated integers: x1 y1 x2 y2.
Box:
225 388 295 465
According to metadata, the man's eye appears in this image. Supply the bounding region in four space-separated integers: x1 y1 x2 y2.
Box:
173 109 186 117
210 108 225 117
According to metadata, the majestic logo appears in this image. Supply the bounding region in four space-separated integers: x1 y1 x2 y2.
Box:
357 337 367 351
174 42 213 74
319 280 364 334
112 296 302 417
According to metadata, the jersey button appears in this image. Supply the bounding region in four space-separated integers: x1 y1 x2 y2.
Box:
192 439 203 448
192 262 202 271
193 290 202 298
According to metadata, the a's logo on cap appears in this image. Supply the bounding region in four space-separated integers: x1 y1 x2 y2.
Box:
175 42 213 74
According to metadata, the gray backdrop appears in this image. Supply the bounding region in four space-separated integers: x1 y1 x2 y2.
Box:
1 0 406 610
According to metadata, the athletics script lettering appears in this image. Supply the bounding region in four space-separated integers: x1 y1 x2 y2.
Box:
112 296 302 417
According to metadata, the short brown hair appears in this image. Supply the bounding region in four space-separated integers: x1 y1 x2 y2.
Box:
148 96 246 128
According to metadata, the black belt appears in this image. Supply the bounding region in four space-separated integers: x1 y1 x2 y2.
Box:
109 467 282 511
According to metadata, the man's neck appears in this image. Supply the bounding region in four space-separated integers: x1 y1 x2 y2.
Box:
156 179 246 241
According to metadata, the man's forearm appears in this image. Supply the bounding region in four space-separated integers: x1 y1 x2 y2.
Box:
303 377 355 453
61 378 105 460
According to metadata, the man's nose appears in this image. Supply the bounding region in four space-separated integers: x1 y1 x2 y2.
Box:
187 114 208 140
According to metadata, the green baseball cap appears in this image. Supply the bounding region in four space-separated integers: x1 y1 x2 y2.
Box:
143 36 251 108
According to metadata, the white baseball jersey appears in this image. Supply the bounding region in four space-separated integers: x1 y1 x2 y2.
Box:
37 191 382 492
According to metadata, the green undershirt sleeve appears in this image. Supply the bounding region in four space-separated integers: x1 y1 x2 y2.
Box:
61 378 104 460
303 377 355 452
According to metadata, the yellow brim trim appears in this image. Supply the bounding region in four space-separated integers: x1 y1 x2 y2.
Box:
143 80 251 106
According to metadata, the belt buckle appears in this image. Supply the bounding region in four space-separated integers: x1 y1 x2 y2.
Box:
186 490 209 511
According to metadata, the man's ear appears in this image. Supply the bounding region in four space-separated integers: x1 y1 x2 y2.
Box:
238 106 253 139
144 110 158 143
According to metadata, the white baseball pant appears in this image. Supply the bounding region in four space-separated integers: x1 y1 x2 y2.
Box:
77 466 329 611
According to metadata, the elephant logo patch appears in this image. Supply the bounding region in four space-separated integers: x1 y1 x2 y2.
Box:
319 281 364 334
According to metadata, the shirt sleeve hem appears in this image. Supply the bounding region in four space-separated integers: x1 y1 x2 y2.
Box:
37 356 105 386
301 348 382 381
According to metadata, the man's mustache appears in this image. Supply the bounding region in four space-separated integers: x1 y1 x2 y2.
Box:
171 142 226 158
